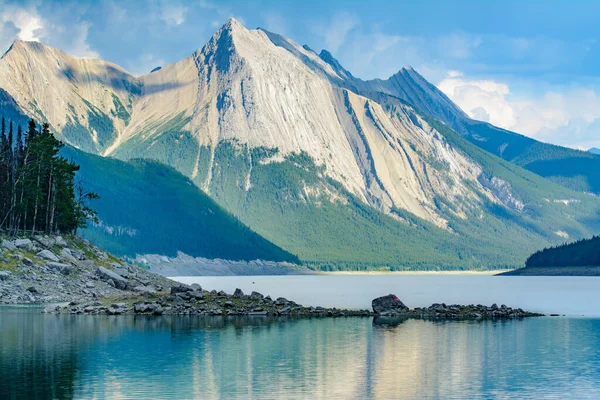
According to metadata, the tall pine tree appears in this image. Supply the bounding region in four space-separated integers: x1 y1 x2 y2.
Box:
0 117 98 235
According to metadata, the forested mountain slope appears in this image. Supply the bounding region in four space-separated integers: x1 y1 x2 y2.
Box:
60 145 298 263
525 236 600 268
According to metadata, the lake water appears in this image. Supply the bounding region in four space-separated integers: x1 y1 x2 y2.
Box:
1 275 600 399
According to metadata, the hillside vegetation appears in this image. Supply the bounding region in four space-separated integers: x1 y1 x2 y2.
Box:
525 236 600 268
61 146 298 263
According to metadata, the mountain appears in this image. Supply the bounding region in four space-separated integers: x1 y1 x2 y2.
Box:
338 62 600 194
60 145 298 263
589 147 600 155
1 19 600 270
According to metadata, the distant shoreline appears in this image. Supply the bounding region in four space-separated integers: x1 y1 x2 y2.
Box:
498 266 600 276
317 270 510 276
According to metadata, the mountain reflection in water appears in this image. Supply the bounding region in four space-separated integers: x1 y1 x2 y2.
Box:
1 307 599 399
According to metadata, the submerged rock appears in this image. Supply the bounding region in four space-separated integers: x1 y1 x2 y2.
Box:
372 294 409 315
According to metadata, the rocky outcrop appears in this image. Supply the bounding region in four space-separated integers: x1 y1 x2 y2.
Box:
36 250 59 262
2 235 545 320
477 174 524 211
371 294 543 319
1 235 176 304
96 267 129 290
46 262 71 275
372 294 409 315
43 287 543 320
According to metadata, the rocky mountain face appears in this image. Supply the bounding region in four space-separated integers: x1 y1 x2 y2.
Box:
0 19 525 227
339 55 600 195
1 19 599 269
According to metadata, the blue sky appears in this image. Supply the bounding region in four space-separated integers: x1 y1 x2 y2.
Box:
1 0 599 149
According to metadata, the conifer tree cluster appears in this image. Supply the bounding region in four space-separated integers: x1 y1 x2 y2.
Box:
0 117 98 235
526 236 600 267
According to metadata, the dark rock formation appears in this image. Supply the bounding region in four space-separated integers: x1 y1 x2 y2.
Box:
372 294 409 315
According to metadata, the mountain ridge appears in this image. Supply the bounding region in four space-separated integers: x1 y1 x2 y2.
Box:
1 19 599 270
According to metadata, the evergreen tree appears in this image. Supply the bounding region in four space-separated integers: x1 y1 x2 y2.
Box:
0 116 98 235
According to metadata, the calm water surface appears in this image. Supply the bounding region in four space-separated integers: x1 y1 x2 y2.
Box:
1 275 599 399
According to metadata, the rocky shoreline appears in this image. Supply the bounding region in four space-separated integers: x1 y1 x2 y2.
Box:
2 235 545 320
1 235 178 305
43 291 544 320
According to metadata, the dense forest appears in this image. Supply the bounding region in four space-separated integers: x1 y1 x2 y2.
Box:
526 236 600 267
0 116 97 236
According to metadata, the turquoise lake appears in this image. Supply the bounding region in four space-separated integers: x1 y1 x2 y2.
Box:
2 275 600 399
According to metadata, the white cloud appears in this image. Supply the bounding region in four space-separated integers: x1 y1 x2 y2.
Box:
50 20 99 58
1 4 43 41
0 2 99 58
0 3 43 52
322 12 359 53
160 1 187 26
438 71 600 148
262 12 287 36
437 33 482 60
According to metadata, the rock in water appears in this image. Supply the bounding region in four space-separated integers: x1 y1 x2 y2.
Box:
233 288 245 298
372 294 409 315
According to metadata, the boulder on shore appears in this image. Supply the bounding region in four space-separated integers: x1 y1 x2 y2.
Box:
96 266 129 290
1 239 16 250
14 238 33 251
36 249 59 262
171 285 193 294
46 262 71 275
372 294 409 315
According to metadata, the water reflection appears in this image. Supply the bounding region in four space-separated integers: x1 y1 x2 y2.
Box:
1 308 599 399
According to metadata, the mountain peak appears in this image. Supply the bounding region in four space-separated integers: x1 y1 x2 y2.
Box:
3 39 46 58
318 49 353 80
222 17 246 33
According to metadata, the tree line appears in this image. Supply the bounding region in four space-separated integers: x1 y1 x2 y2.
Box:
526 236 600 267
0 116 98 236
